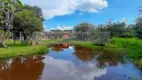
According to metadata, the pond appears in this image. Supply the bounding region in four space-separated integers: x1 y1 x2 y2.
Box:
0 44 141 80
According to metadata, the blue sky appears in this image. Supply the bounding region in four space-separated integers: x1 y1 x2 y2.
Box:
21 0 141 31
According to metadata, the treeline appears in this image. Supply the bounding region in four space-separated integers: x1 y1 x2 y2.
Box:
0 0 44 47
12 5 44 40
74 19 142 39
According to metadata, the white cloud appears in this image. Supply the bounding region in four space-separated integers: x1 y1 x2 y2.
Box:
57 24 73 30
63 26 73 30
21 0 108 19
76 0 108 13
44 25 56 31
43 25 49 31
41 55 107 80
57 24 63 30
50 28 55 30
121 17 127 23
79 12 83 15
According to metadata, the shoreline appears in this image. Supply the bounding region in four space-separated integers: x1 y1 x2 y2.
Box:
0 44 49 59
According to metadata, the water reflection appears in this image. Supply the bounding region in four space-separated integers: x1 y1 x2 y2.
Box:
96 50 125 69
41 55 107 80
73 45 97 61
73 45 125 69
48 44 70 52
0 44 141 80
43 44 141 80
0 56 45 80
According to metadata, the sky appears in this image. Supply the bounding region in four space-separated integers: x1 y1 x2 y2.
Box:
20 0 141 31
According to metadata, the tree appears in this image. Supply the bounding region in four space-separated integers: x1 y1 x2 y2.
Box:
0 0 22 48
106 22 126 37
74 22 95 40
23 5 44 21
12 5 44 43
133 2 142 39
96 24 107 32
122 24 135 38
134 18 142 39
13 9 43 41
74 22 95 32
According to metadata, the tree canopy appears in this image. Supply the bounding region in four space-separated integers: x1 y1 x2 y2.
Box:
13 9 43 40
23 5 44 21
134 18 142 39
0 0 23 47
106 22 126 37
74 22 95 32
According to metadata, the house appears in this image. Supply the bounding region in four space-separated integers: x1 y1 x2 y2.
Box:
37 30 73 40
63 30 72 39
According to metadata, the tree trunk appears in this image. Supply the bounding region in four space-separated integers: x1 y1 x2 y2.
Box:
23 34 27 41
0 31 11 48
0 41 7 48
14 40 16 45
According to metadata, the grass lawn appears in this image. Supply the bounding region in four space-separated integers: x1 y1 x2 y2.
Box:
0 40 49 59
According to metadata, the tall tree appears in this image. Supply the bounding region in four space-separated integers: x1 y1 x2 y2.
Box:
23 5 44 21
74 22 95 32
122 24 135 38
74 22 95 40
133 2 142 39
13 9 43 41
96 24 107 32
134 18 142 39
0 0 22 47
12 5 44 42
106 22 126 37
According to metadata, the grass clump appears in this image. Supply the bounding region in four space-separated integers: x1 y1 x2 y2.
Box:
110 37 142 58
110 37 142 48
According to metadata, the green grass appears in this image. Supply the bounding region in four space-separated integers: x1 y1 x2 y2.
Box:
42 38 142 59
110 37 142 58
108 37 142 69
62 38 142 61
69 40 125 55
110 37 142 48
69 41 96 49
0 40 49 59
42 38 70 45
70 38 142 69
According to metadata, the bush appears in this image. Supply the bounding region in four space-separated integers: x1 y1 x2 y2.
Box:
110 37 142 58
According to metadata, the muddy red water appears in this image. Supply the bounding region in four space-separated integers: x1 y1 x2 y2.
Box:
0 44 141 80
